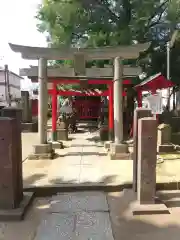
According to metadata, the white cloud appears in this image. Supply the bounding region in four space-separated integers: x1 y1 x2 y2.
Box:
0 0 47 78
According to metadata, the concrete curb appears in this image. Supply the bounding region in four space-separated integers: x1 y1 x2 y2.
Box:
23 181 180 197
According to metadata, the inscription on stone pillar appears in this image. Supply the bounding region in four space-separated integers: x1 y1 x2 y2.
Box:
133 108 152 192
137 117 157 204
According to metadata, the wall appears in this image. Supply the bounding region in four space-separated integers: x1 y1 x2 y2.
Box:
0 70 21 103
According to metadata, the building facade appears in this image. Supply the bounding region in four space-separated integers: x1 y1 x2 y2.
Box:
0 69 22 104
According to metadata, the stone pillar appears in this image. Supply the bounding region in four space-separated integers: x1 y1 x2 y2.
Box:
133 108 152 192
137 117 157 204
130 117 169 215
109 57 128 159
28 59 53 160
0 117 22 209
21 91 30 123
52 82 57 141
108 83 114 141
38 58 48 144
114 57 123 143
1 107 23 203
0 115 33 220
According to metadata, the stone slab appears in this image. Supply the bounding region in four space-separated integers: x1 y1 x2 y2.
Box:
0 192 34 221
110 143 128 156
34 213 74 240
104 141 112 150
75 211 114 240
33 143 52 154
28 151 55 160
124 189 170 215
22 122 38 132
34 211 114 240
131 201 170 215
109 152 131 160
158 144 175 153
50 192 109 213
48 141 64 149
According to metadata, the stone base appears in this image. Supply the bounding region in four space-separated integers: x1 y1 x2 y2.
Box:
48 141 64 149
28 143 55 160
22 122 38 132
172 132 180 145
104 141 112 150
124 189 170 215
57 128 68 141
110 153 131 160
33 143 52 154
131 201 170 215
158 144 175 153
0 192 34 221
99 125 109 141
109 143 129 160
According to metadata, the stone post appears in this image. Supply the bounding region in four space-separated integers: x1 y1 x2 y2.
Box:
38 58 48 144
0 115 33 220
109 57 128 159
131 116 169 215
133 108 152 192
137 117 157 204
114 57 123 143
1 107 23 202
28 59 53 160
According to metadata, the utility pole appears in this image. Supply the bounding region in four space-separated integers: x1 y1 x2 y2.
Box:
166 30 178 110
166 42 170 109
4 64 11 106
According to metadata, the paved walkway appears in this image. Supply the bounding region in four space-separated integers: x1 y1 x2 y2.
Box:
22 130 180 188
2 190 180 240
23 130 132 187
34 191 114 240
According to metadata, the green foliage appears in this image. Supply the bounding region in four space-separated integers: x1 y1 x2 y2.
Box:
36 0 180 85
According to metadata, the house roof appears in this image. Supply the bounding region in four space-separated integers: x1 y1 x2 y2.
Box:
0 69 24 80
134 73 174 91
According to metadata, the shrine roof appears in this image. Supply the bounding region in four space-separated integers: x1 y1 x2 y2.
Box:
134 73 174 91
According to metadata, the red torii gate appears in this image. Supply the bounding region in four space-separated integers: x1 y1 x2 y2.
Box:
48 78 131 140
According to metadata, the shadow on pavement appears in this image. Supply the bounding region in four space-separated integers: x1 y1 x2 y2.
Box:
108 190 180 240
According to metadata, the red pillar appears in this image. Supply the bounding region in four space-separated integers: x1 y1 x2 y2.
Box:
52 82 57 141
137 90 142 107
108 83 114 140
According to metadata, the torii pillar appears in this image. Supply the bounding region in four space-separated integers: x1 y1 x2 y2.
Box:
29 58 53 159
110 57 128 159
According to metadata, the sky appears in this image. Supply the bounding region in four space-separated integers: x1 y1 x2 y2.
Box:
0 0 47 89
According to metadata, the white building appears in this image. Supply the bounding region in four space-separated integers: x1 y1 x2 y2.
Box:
0 69 22 105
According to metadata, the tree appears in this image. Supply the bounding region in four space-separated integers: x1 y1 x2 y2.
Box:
37 0 170 47
36 1 180 106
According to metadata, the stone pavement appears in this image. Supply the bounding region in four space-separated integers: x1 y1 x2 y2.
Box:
22 130 180 188
34 191 114 240
2 190 180 240
23 130 132 187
